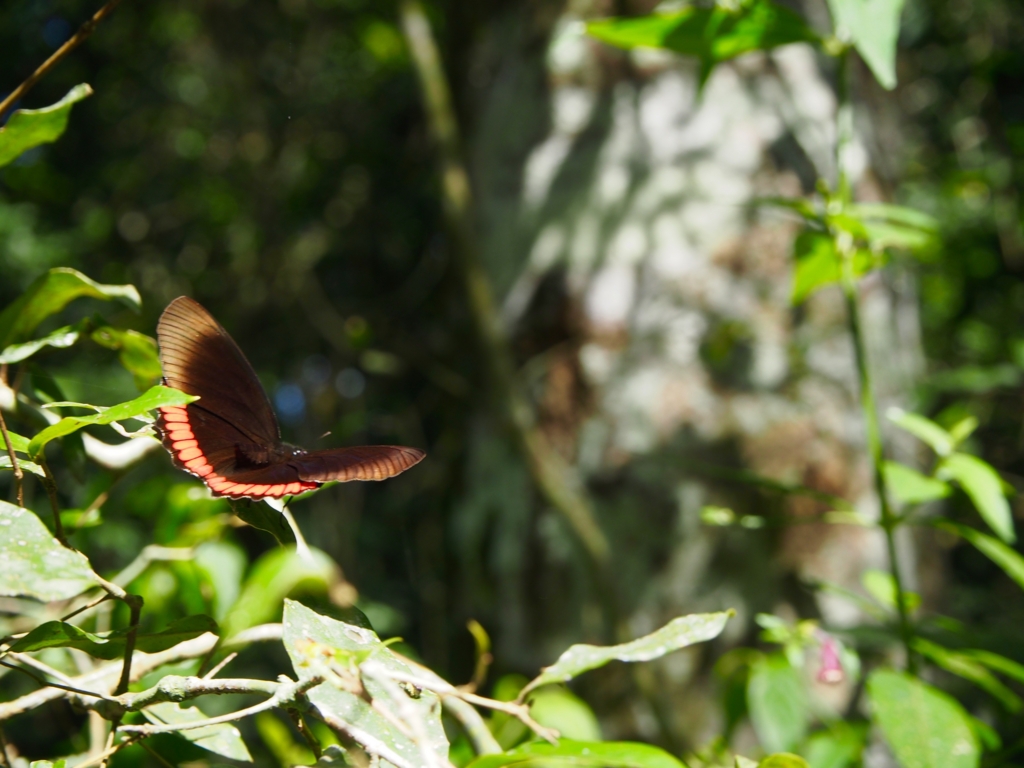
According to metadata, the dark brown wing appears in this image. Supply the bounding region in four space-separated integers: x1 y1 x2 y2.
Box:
157 296 280 445
293 446 426 482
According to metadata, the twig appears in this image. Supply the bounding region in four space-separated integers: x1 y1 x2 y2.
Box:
202 651 237 680
61 592 113 623
0 659 113 701
0 408 23 507
112 546 194 588
362 662 449 768
441 696 501 755
36 454 67 546
68 735 140 768
7 651 83 686
0 0 126 122
117 675 323 735
0 726 10 768
289 709 324 760
138 741 176 768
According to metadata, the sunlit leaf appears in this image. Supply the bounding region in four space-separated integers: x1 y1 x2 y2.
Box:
826 0 906 89
283 599 449 767
959 649 1024 685
912 638 1022 712
801 723 866 768
934 521 1024 592
747 655 808 753
91 326 162 390
790 231 874 304
883 461 951 505
862 569 921 613
143 702 252 761
222 547 340 637
938 452 1015 543
9 615 218 660
0 501 100 601
0 431 44 476
759 756 810 768
521 611 731 697
0 84 93 167
466 739 688 768
867 669 979 768
588 0 818 86
0 267 140 349
886 408 954 456
27 385 195 458
234 501 296 547
528 687 602 741
0 322 83 364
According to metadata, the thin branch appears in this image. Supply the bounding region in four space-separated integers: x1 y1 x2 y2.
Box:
0 659 113 701
111 546 194 588
0 0 126 122
36 454 67 546
202 651 237 680
67 735 140 768
362 662 449 768
316 711 418 768
116 675 323 735
0 726 10 768
441 697 501 756
7 651 82 686
0 408 23 508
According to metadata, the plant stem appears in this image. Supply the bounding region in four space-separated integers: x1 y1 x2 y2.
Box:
0 407 23 508
0 0 126 122
37 454 68 546
838 256 916 674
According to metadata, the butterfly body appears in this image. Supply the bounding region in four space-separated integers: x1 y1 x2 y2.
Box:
156 296 424 500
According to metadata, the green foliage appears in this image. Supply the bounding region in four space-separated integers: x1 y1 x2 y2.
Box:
587 0 818 85
0 84 93 168
825 0 905 89
520 611 732 697
867 670 980 768
466 739 688 768
746 655 808 754
8 614 217 659
142 702 252 760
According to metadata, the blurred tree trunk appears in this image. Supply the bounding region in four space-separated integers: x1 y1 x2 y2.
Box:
448 0 923 746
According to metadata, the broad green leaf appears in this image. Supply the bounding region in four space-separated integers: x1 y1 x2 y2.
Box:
283 599 449 768
466 739 688 768
801 723 866 768
143 702 252 761
928 364 1021 394
790 231 874 304
90 326 162 391
747 655 808 753
912 638 1022 712
938 452 1015 543
0 267 140 349
588 0 818 86
222 547 340 637
959 649 1024 685
521 611 731 697
883 461 951 505
0 322 83 364
826 0 906 89
936 521 1024 592
759 756 810 768
0 455 44 476
736 759 759 768
9 615 218 660
235 501 297 547
0 84 93 167
886 408 954 456
29 761 66 768
193 541 247 621
846 202 938 231
0 430 30 454
528 687 602 740
846 203 939 253
28 385 195 458
862 569 920 613
0 501 100 601
867 669 979 768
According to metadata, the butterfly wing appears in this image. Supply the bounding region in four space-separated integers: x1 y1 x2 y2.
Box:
293 445 426 483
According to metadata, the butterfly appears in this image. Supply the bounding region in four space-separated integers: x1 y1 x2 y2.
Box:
155 296 424 500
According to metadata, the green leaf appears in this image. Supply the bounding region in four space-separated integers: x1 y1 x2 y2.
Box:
801 723 866 768
466 739 688 768
0 84 93 167
0 455 45 476
938 452 1015 543
862 569 921 613
27 385 195 458
826 0 906 89
790 231 873 304
747 655 808 753
29 761 66 768
521 611 731 697
759 756 810 768
143 702 252 761
9 615 218 660
0 322 83 364
234 501 297 547
0 500 100 601
588 0 818 86
883 461 951 505
283 599 449 767
886 408 954 456
936 521 1024 592
912 638 1022 712
222 547 340 637
90 326 162 391
736 759 759 768
959 649 1024 685
867 669 979 768
846 203 939 253
0 429 30 454
528 687 602 741
0 267 140 349
193 541 247 621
